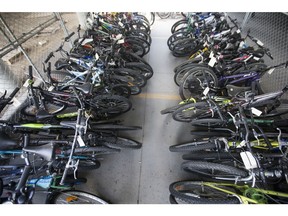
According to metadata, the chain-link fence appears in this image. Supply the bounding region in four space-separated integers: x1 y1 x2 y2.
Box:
0 12 80 120
228 12 288 94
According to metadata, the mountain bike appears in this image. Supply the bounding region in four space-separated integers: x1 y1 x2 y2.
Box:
169 180 288 204
0 133 109 204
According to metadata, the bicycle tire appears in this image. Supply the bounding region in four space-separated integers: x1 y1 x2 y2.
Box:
174 63 208 86
125 62 153 79
109 84 131 98
169 140 217 152
181 161 248 179
190 118 227 127
171 19 188 33
182 151 241 161
172 38 199 57
169 181 241 204
89 94 132 119
98 136 142 150
124 38 146 57
190 129 233 137
89 123 141 131
66 146 120 156
157 12 172 19
167 31 193 51
179 66 218 100
46 190 108 204
111 68 147 87
172 101 210 122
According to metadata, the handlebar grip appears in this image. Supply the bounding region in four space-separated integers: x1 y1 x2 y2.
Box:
65 32 75 41
8 87 20 99
44 52 54 63
28 66 33 79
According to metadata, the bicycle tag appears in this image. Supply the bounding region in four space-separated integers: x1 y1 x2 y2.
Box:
23 79 30 87
203 87 210 96
209 51 214 59
117 39 125 44
48 86 54 91
240 151 258 169
95 53 99 60
77 135 86 147
118 21 124 27
251 107 262 116
256 40 264 47
208 56 217 67
268 68 275 75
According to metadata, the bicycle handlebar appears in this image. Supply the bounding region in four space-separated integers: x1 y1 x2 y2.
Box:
228 16 239 29
28 65 33 80
44 52 54 64
64 32 75 42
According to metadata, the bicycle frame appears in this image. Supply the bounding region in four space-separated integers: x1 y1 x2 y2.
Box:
201 181 288 204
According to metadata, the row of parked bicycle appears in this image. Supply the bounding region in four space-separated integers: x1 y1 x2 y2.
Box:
0 12 153 204
162 13 288 204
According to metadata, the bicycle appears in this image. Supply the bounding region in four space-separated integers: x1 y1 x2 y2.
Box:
0 133 109 204
169 180 288 204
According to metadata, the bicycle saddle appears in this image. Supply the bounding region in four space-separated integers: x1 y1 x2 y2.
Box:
226 84 251 97
0 132 18 149
55 58 70 70
74 83 93 95
23 142 55 162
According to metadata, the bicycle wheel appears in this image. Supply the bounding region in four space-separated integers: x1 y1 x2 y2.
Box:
47 190 108 204
179 67 218 100
190 118 227 127
169 139 217 152
109 84 131 98
167 31 192 51
89 123 141 131
172 101 210 122
157 12 172 19
171 19 188 33
190 129 233 137
182 151 241 161
169 181 241 204
160 100 195 115
111 68 147 87
181 161 248 179
70 145 121 156
97 136 142 150
174 63 207 86
124 38 146 57
172 38 199 57
125 62 153 79
89 95 132 119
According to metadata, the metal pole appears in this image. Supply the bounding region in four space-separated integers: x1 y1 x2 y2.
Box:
0 14 46 83
55 12 73 48
0 16 57 54
241 12 252 30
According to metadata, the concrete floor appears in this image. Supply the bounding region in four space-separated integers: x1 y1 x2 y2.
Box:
76 17 194 204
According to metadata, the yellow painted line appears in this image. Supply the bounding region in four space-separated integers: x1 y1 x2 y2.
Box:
134 93 181 100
